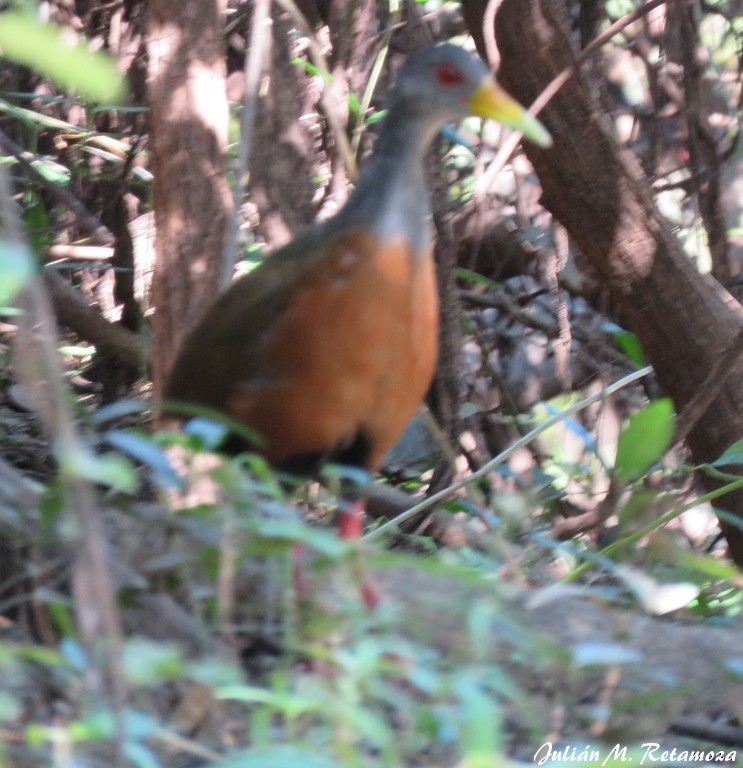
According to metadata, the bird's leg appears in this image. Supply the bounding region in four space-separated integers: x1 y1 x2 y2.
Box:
338 497 364 539
337 478 380 609
290 468 379 609
292 543 309 603
291 498 379 609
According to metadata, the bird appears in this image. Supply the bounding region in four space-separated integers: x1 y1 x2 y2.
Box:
166 43 551 549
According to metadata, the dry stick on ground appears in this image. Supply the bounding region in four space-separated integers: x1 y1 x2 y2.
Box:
0 164 129 768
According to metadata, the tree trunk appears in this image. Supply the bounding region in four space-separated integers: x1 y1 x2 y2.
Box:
147 0 233 399
464 0 743 563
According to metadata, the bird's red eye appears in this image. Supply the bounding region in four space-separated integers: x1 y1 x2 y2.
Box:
436 64 465 86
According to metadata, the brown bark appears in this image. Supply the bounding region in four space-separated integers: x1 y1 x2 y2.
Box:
248 9 321 247
675 3 732 288
248 0 384 247
147 0 233 399
45 271 143 374
463 0 743 562
427 145 465 492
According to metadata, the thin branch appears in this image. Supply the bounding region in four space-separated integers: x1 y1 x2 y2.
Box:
476 0 669 199
221 0 272 288
273 0 358 180
350 11 400 159
460 287 636 370
0 127 113 244
482 0 502 70
677 0 731 286
47 244 114 261
674 326 743 445
44 270 144 371
366 366 654 540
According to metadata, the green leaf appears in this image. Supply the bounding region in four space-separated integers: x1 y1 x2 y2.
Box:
616 564 699 615
454 674 502 768
454 267 501 289
291 57 324 80
347 91 361 120
59 445 138 493
123 741 161 768
713 439 743 468
614 398 675 482
614 329 645 366
24 191 53 255
58 344 95 357
123 638 185 685
104 430 184 491
0 691 21 722
217 685 321 717
0 97 84 132
91 398 148 425
677 551 739 580
247 518 349 558
725 658 743 678
0 13 125 102
603 322 646 366
365 108 387 126
0 239 35 305
467 601 498 662
189 657 244 686
216 747 342 768
31 157 71 185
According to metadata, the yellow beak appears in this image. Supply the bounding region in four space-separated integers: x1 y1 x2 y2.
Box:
469 77 552 148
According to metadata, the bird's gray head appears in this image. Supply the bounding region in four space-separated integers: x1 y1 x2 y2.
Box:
390 43 552 147
391 43 490 122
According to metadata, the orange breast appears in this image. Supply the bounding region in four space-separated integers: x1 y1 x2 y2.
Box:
228 230 439 470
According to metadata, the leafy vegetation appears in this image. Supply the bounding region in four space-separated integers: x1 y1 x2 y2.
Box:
0 0 742 765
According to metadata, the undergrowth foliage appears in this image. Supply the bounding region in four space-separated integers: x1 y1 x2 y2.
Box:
0 0 742 766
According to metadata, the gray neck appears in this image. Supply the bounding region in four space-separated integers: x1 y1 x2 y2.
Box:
334 101 444 255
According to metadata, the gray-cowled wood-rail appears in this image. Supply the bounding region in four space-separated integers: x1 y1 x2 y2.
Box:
166 43 550 556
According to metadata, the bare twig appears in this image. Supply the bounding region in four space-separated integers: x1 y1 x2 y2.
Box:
350 10 400 159
273 0 358 180
47 244 115 261
677 0 731 287
674 326 743 445
0 127 113 244
460 288 636 369
221 0 272 288
366 366 654 539
482 0 502 70
670 715 743 748
476 0 669 199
